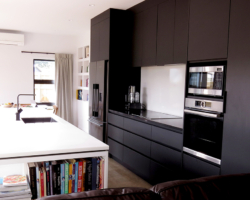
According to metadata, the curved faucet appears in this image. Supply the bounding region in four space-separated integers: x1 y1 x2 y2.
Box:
16 94 35 121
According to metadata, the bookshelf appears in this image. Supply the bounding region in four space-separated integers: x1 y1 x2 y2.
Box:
77 46 89 102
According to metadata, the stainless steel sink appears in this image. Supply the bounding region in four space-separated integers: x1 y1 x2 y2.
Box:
22 117 57 124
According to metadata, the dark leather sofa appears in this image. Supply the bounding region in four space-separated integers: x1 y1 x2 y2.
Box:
39 173 250 200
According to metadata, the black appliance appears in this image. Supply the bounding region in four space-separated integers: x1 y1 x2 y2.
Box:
183 98 224 165
188 65 225 97
88 60 109 142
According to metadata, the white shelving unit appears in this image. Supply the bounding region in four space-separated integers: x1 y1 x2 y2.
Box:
77 46 90 102
77 46 90 133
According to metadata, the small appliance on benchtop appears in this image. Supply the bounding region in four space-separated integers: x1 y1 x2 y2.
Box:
125 86 145 110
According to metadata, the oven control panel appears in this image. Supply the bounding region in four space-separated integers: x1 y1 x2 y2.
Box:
195 101 212 108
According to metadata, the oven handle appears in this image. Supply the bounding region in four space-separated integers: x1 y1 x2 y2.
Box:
183 147 221 165
184 109 220 118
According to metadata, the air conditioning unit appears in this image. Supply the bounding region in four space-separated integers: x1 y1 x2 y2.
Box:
0 32 24 46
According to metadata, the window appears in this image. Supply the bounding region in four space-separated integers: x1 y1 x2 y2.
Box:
34 59 55 105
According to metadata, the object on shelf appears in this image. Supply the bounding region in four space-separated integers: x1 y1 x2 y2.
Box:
27 157 104 198
78 47 84 59
80 66 83 73
76 90 83 100
0 175 32 199
80 79 82 87
86 65 89 73
87 94 89 101
86 78 89 87
85 46 90 58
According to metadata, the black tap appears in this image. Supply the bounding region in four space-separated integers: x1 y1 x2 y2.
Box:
16 94 35 121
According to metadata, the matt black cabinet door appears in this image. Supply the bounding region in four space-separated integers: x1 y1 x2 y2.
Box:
91 23 99 62
174 0 189 63
142 6 158 66
188 0 230 61
150 160 180 185
156 0 175 65
132 12 144 67
99 18 110 61
123 147 150 180
221 0 250 175
108 138 123 161
183 153 220 179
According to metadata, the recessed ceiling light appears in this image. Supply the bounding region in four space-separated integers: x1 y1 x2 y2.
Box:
68 19 73 22
89 4 95 7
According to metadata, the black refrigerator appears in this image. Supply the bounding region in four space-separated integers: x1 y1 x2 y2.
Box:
88 60 109 143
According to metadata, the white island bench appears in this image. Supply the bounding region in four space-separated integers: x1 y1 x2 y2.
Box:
0 107 109 188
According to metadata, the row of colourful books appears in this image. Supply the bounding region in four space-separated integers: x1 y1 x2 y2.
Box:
0 175 32 200
28 157 105 199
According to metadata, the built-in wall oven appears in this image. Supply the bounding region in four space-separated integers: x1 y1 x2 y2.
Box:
188 65 225 97
183 98 224 165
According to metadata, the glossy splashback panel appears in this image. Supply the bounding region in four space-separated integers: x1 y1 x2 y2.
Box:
140 64 186 117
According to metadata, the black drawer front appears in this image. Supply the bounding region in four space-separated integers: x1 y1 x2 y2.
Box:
152 126 182 150
149 160 180 185
151 142 181 170
124 131 151 157
108 138 123 161
108 124 124 143
123 147 150 180
123 118 151 139
183 153 220 178
108 113 123 128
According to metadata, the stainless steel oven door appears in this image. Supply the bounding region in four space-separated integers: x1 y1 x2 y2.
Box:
188 66 224 96
183 109 223 165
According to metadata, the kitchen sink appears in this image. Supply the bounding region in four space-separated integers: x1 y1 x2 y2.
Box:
22 117 57 124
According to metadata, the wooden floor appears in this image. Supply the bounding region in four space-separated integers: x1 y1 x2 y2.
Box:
108 158 152 189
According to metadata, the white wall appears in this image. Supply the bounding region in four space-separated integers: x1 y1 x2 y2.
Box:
140 64 186 117
0 32 83 126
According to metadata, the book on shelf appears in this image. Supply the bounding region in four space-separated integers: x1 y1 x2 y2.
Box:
60 162 65 195
56 162 61 195
75 161 78 193
35 163 40 199
99 157 105 189
64 161 69 194
28 162 37 199
92 158 97 190
81 159 87 192
85 158 92 191
44 161 50 196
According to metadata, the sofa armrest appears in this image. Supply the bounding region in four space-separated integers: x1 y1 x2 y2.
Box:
38 187 161 200
150 173 250 200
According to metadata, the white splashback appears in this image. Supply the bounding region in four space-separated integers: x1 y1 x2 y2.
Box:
140 64 186 117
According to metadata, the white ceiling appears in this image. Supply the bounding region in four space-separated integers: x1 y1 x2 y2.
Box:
0 0 144 36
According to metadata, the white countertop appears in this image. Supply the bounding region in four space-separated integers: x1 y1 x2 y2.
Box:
0 107 109 159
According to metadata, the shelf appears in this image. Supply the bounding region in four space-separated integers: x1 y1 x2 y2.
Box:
78 58 90 62
78 73 89 76
78 86 89 90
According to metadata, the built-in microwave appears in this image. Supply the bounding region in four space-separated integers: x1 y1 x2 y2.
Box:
188 66 224 97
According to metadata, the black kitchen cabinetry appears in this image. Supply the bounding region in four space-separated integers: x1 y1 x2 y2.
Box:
188 0 230 61
107 113 182 184
91 10 110 62
131 0 189 67
183 153 220 179
156 0 175 65
221 0 250 175
91 9 141 112
132 6 157 67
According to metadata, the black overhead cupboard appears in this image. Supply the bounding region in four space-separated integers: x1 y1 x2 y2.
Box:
188 0 231 61
131 0 189 67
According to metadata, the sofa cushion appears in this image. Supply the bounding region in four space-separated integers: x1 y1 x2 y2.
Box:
150 173 250 200
38 187 161 200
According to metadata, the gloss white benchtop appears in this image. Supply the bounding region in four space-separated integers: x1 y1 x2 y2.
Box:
0 107 109 159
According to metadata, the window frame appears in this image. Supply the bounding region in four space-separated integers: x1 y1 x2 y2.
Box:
33 59 55 106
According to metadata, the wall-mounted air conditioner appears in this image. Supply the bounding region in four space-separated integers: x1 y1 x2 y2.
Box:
0 33 24 46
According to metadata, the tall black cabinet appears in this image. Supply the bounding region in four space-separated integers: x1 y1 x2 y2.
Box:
221 0 250 175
